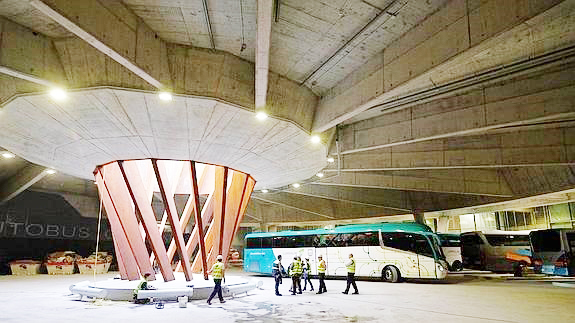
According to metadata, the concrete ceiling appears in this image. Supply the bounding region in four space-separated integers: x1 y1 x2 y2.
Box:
0 0 574 227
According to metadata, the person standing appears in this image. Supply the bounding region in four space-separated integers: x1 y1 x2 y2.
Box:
207 255 226 305
302 257 314 291
272 255 285 296
316 255 327 294
289 256 303 295
342 253 359 294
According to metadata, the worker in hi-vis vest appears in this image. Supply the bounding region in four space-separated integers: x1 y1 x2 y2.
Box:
207 255 226 305
289 256 303 295
316 255 327 294
342 253 359 294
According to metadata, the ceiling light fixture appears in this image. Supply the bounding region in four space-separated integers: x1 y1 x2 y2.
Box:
1 152 15 159
310 135 321 144
45 169 56 175
261 189 269 193
327 157 335 163
255 111 268 121
158 92 173 101
292 183 300 188
316 172 324 178
49 88 67 101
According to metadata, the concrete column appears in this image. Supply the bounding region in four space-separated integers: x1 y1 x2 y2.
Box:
413 209 425 225
437 216 450 233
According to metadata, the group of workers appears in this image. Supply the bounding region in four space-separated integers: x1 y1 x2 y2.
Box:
134 252 359 305
272 253 358 296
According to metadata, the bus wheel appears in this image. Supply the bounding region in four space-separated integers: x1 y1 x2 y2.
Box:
383 266 401 283
514 262 526 277
451 260 463 271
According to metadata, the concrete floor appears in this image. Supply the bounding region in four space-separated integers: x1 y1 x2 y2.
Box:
1 272 575 323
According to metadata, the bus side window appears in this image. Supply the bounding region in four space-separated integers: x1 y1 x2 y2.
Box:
461 234 483 245
382 233 417 253
333 234 354 247
273 237 284 248
262 237 273 248
246 238 261 249
320 234 337 247
303 235 315 247
350 232 377 246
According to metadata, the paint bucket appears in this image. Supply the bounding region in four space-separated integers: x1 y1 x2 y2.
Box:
178 296 188 308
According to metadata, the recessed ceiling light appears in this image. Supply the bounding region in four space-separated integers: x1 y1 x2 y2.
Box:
255 111 268 121
316 172 324 178
327 157 335 163
45 169 56 175
261 189 269 193
49 88 67 101
158 92 173 101
310 135 321 144
1 152 15 159
292 183 300 188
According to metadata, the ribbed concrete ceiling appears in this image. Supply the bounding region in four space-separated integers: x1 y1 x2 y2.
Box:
0 88 327 189
119 0 447 95
0 0 447 95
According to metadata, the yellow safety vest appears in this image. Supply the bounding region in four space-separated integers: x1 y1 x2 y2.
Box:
211 262 224 279
290 259 302 275
318 259 326 273
346 258 355 273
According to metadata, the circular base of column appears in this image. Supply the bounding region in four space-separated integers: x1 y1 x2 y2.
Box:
69 272 262 301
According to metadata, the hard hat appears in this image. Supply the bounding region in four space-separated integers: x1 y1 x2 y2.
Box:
217 255 223 260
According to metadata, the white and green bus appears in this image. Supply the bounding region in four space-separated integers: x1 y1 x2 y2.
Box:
244 222 449 282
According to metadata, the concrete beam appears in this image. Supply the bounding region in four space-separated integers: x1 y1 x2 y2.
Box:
314 170 513 197
330 126 575 170
29 0 167 89
337 62 575 154
313 0 572 132
0 164 50 204
252 195 335 219
0 17 66 103
280 189 411 212
255 0 273 109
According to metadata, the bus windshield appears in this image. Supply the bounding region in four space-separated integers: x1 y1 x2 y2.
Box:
530 230 561 252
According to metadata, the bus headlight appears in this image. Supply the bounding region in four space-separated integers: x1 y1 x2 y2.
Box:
436 263 445 272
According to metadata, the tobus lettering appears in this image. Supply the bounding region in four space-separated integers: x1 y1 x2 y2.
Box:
25 223 44 237
46 224 60 237
78 227 90 239
61 225 76 238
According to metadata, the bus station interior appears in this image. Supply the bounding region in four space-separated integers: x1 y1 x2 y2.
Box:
1 0 575 322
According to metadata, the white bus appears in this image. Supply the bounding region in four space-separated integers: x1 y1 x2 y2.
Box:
244 222 449 283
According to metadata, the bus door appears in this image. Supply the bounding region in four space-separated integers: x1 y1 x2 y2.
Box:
414 234 436 278
314 235 328 275
461 233 483 270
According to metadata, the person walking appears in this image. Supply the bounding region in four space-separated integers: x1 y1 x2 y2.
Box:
316 255 327 294
289 256 303 295
272 255 285 296
302 257 314 291
342 253 358 294
207 255 226 305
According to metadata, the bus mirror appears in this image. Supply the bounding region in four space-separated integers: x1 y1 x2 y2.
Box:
379 230 385 247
